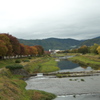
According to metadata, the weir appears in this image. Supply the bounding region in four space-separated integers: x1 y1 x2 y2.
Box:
37 73 43 77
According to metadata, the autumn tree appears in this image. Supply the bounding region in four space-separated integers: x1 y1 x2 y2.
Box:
78 45 89 54
89 43 99 54
25 45 30 56
97 46 100 54
34 45 44 56
0 34 13 56
4 34 21 55
20 44 27 56
0 33 44 58
28 46 34 56
0 40 8 58
69 49 78 53
30 46 38 56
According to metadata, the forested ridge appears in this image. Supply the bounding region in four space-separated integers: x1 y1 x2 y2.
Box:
79 37 100 46
18 37 100 50
19 38 82 50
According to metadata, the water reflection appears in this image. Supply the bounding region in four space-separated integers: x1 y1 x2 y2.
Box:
57 59 93 72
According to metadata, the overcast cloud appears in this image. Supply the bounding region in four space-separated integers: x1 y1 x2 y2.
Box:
0 0 100 40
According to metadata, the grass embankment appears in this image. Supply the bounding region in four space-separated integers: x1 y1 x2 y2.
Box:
0 59 16 68
24 57 59 74
0 68 56 100
0 56 59 73
68 54 100 70
54 53 67 57
0 57 57 100
0 57 34 68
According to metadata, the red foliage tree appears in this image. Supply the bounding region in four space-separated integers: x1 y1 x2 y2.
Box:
4 34 21 55
20 44 27 56
0 33 44 58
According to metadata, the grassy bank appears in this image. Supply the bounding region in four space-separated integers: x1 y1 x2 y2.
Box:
0 57 35 68
0 68 56 100
24 57 59 74
0 59 17 68
54 53 67 57
0 56 59 100
68 54 100 70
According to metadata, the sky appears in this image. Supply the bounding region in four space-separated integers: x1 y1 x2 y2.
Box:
0 0 100 40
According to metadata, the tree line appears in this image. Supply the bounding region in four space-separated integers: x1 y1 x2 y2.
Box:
62 43 100 55
0 33 44 59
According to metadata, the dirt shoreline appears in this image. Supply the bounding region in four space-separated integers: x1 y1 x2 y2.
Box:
25 75 100 96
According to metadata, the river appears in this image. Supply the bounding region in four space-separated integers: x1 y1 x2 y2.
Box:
25 57 100 100
54 94 100 100
56 59 93 72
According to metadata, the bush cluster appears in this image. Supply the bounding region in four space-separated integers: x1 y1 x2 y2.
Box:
15 59 21 63
28 57 32 59
22 59 30 62
6 64 24 70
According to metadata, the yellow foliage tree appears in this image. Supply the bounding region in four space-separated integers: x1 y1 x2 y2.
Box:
97 46 100 54
0 40 8 57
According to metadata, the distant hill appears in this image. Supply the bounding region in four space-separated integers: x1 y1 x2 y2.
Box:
18 36 100 50
18 38 82 50
79 37 100 46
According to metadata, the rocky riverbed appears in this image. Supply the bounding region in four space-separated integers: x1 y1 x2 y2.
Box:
25 75 100 96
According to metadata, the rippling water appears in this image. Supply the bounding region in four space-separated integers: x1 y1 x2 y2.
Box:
25 57 100 100
54 94 100 100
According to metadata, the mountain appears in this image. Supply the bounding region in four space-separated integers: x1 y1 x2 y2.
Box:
18 36 100 50
18 38 82 50
79 37 100 46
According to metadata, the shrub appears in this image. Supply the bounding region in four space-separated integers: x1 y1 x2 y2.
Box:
28 57 32 59
6 64 24 70
66 72 70 74
22 60 30 62
69 79 72 81
15 60 21 63
74 79 78 81
56 74 66 78
56 74 62 78
69 79 78 81
81 79 85 81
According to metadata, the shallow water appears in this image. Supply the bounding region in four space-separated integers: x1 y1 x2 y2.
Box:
25 76 100 95
54 94 100 100
25 58 100 100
